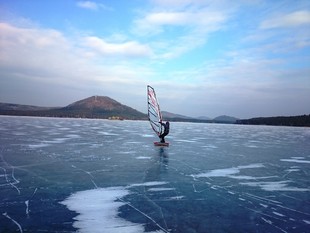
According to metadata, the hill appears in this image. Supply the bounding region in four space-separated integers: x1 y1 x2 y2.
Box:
66 96 122 110
0 96 147 120
61 96 146 119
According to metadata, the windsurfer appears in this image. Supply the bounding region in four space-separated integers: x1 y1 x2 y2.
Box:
159 121 170 143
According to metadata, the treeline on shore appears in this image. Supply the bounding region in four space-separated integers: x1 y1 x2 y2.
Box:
236 114 310 127
0 109 147 120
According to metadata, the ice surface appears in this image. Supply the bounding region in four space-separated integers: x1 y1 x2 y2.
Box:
1 116 310 233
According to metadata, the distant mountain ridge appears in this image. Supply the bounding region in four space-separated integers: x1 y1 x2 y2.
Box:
0 102 54 111
162 111 193 119
0 96 309 126
0 98 239 123
162 111 238 123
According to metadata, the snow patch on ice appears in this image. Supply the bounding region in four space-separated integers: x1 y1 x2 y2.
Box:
281 158 310 164
47 138 69 143
260 203 268 208
130 181 168 187
192 163 264 179
2 212 23 233
136 156 152 160
202 145 218 149
60 187 144 233
285 168 300 172
175 139 197 143
303 220 310 224
25 200 29 217
28 143 50 148
273 211 285 217
66 134 81 138
61 186 168 233
148 187 175 192
169 196 184 200
99 131 119 136
241 181 310 192
193 167 239 178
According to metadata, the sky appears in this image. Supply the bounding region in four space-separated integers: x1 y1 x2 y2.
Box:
0 0 309 119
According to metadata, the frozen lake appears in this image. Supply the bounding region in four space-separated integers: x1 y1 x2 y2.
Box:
0 116 309 233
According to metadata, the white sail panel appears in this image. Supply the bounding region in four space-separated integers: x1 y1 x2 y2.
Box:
147 85 163 136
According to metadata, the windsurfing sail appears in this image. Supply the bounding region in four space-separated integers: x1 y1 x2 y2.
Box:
147 85 163 136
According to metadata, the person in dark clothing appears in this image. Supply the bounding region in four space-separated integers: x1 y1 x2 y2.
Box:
159 121 170 143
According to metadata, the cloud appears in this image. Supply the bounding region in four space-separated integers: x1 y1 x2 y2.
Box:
1 1 309 118
132 8 228 60
83 36 153 57
0 22 150 108
77 1 99 10
146 10 227 28
0 22 72 79
150 0 225 8
134 8 227 35
76 1 112 11
242 9 310 55
151 0 193 7
260 10 310 29
145 12 190 25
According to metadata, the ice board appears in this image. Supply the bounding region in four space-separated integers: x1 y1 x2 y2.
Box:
154 142 169 147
